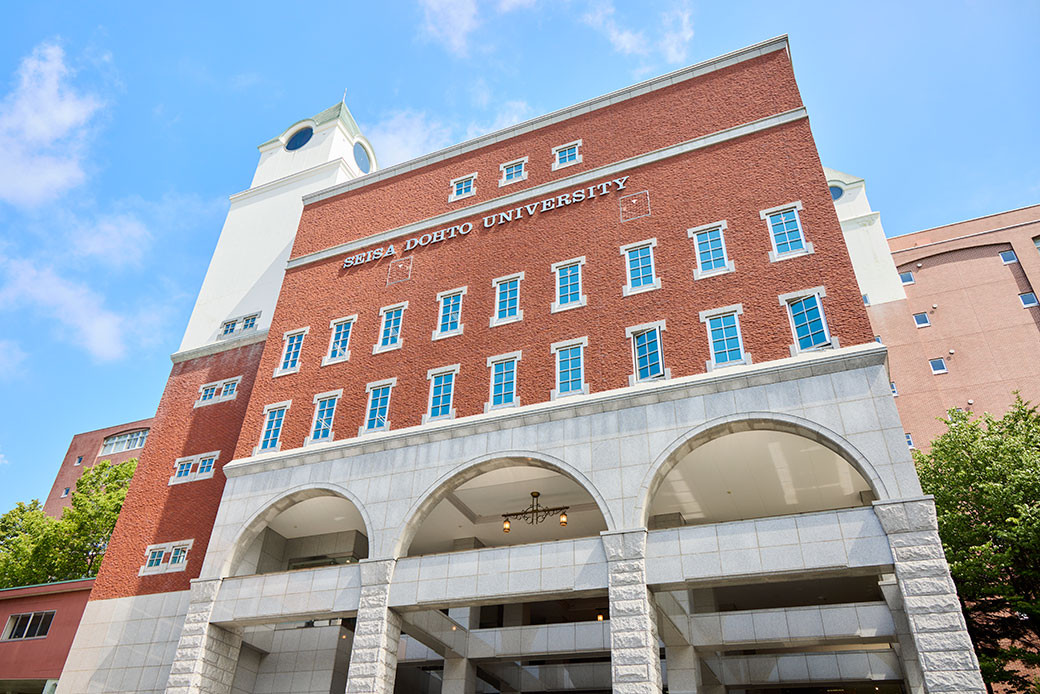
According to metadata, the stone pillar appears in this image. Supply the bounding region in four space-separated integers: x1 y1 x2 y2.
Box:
443 607 479 694
602 529 664 693
345 559 402 694
165 579 243 694
879 574 926 693
874 498 986 693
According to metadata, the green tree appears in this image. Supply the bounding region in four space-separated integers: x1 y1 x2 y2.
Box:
915 397 1040 691
0 458 137 589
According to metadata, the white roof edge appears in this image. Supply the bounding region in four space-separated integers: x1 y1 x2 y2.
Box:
302 35 790 207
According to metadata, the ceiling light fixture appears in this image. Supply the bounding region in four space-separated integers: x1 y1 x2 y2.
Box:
502 491 569 533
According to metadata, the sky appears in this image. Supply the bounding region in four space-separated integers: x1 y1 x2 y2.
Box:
1 1 1038 512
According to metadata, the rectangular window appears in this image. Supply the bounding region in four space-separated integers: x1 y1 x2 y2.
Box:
3 611 55 641
899 271 915 285
139 540 194 576
75 456 83 466
310 392 340 443
1021 292 1039 308
222 380 236 398
434 288 466 339
100 429 149 454
61 487 70 498
169 452 219 485
200 385 216 401
195 378 241 407
688 221 733 279
626 322 667 383
929 358 948 375
375 303 407 353
260 405 288 451
278 330 307 373
197 457 214 475
449 173 477 202
761 202 812 262
1000 250 1018 264
487 352 521 410
706 311 745 367
325 316 355 364
621 239 660 295
425 366 460 423
221 320 236 336
491 273 524 326
905 433 914 448
499 157 528 186
891 382 898 396
363 381 395 433
175 461 193 478
241 314 258 330
551 257 586 312
862 294 870 305
146 549 164 568
913 312 931 327
551 337 588 399
781 288 832 353
170 546 187 565
551 139 583 170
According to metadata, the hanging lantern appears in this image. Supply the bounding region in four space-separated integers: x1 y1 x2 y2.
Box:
503 518 511 533
559 512 568 527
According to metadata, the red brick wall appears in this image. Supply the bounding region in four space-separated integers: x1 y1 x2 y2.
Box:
43 418 154 517
0 579 93 679
235 118 874 461
90 342 264 600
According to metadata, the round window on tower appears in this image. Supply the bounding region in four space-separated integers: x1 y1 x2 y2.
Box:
285 127 313 151
829 185 844 201
353 142 371 174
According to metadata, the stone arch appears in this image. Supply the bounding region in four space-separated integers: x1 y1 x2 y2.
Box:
391 450 617 559
633 411 891 528
221 482 374 578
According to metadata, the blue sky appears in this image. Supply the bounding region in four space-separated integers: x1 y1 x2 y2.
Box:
1 1 1038 512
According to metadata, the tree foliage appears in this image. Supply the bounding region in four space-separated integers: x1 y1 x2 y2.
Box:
0 458 136 589
915 396 1040 690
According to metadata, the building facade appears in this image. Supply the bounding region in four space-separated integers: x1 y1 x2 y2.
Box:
57 38 984 693
830 168 1040 448
43 419 153 517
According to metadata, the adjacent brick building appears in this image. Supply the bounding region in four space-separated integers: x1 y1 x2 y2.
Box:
57 38 984 694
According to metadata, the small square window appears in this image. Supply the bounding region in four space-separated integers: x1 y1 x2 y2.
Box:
221 320 237 336
241 314 258 330
913 312 931 328
375 303 407 353
196 377 241 407
1000 250 1018 264
200 385 217 402
170 547 188 565
1021 292 1039 308
221 381 236 398
448 173 477 202
197 457 215 475
862 294 870 305
551 140 582 171
175 461 193 478
929 358 948 375
874 335 883 343
620 239 661 296
499 157 528 186
169 452 219 485
899 271 915 285
146 549 164 568
551 258 587 313
905 433 914 448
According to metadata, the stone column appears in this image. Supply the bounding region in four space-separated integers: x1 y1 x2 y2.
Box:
165 579 243 694
874 498 986 693
442 607 478 694
345 559 402 694
602 529 663 693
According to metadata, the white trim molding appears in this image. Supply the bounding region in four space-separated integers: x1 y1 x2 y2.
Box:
138 539 195 576
551 139 583 171
498 156 529 187
760 201 815 263
448 172 478 202
305 389 344 446
485 350 523 413
620 238 662 296
360 377 397 436
550 336 589 400
778 286 838 356
550 256 587 313
432 287 467 341
194 376 241 408
490 272 525 327
422 364 462 424
374 302 408 354
687 220 736 280
625 320 671 386
168 451 221 486
699 303 751 370
273 327 310 378
323 315 358 366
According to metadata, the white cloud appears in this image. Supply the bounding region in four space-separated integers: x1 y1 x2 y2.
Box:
0 42 103 208
419 0 480 56
0 452 8 466
659 5 694 64
0 256 126 361
499 0 536 10
0 340 28 379
365 110 455 167
466 100 535 139
582 1 649 56
70 211 151 267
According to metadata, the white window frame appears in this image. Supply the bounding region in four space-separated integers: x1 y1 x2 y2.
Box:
432 287 467 341
551 139 583 171
899 270 915 285
913 312 931 328
891 381 898 396
2 610 56 641
374 302 408 354
74 456 82 466
779 286 837 356
218 311 261 340
905 433 915 449
624 320 671 386
688 221 735 280
498 156 528 187
485 351 522 412
1021 292 1039 309
448 172 477 202
760 201 814 262
306 389 343 446
550 257 587 313
323 315 357 366
620 238 662 296
138 539 194 576
929 358 948 375
194 376 242 408
699 304 751 370
423 364 461 424
168 451 221 486
360 378 397 436
1000 250 1019 264
490 272 524 327
61 487 69 498
255 400 291 455
550 336 589 400
274 327 310 377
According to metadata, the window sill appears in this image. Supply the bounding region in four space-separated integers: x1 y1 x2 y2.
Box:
448 190 475 203
431 327 464 341
769 243 815 263
484 400 519 413
788 337 839 357
194 393 237 408
253 444 282 456
705 356 752 372
551 385 589 401
628 369 672 387
490 312 523 328
272 366 300 379
358 424 391 437
551 157 582 172
622 279 661 297
322 353 351 366
551 297 587 314
499 173 528 187
372 342 403 355
421 411 456 425
693 261 735 281
304 434 334 447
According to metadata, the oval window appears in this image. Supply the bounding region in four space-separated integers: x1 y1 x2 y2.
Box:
829 185 844 201
353 142 371 174
285 127 313 151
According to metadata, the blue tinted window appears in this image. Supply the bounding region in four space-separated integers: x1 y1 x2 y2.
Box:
197 457 214 475
929 358 947 374
557 145 577 165
312 397 337 440
261 408 286 450
281 333 304 370
695 228 727 272
176 461 193 478
286 127 313 151
492 359 516 406
1021 292 1038 308
330 320 352 359
829 185 844 201
353 142 371 174
440 294 462 333
788 295 829 350
504 161 524 181
366 386 391 430
709 313 743 365
558 264 581 305
913 313 930 327
899 271 915 285
558 345 583 394
454 178 474 197
201 386 216 401
147 549 164 568
769 210 804 255
222 381 236 398
429 373 455 419
497 279 519 319
634 329 663 380
627 246 655 287
381 308 403 347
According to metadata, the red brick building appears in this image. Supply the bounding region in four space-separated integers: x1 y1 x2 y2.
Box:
59 38 984 694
